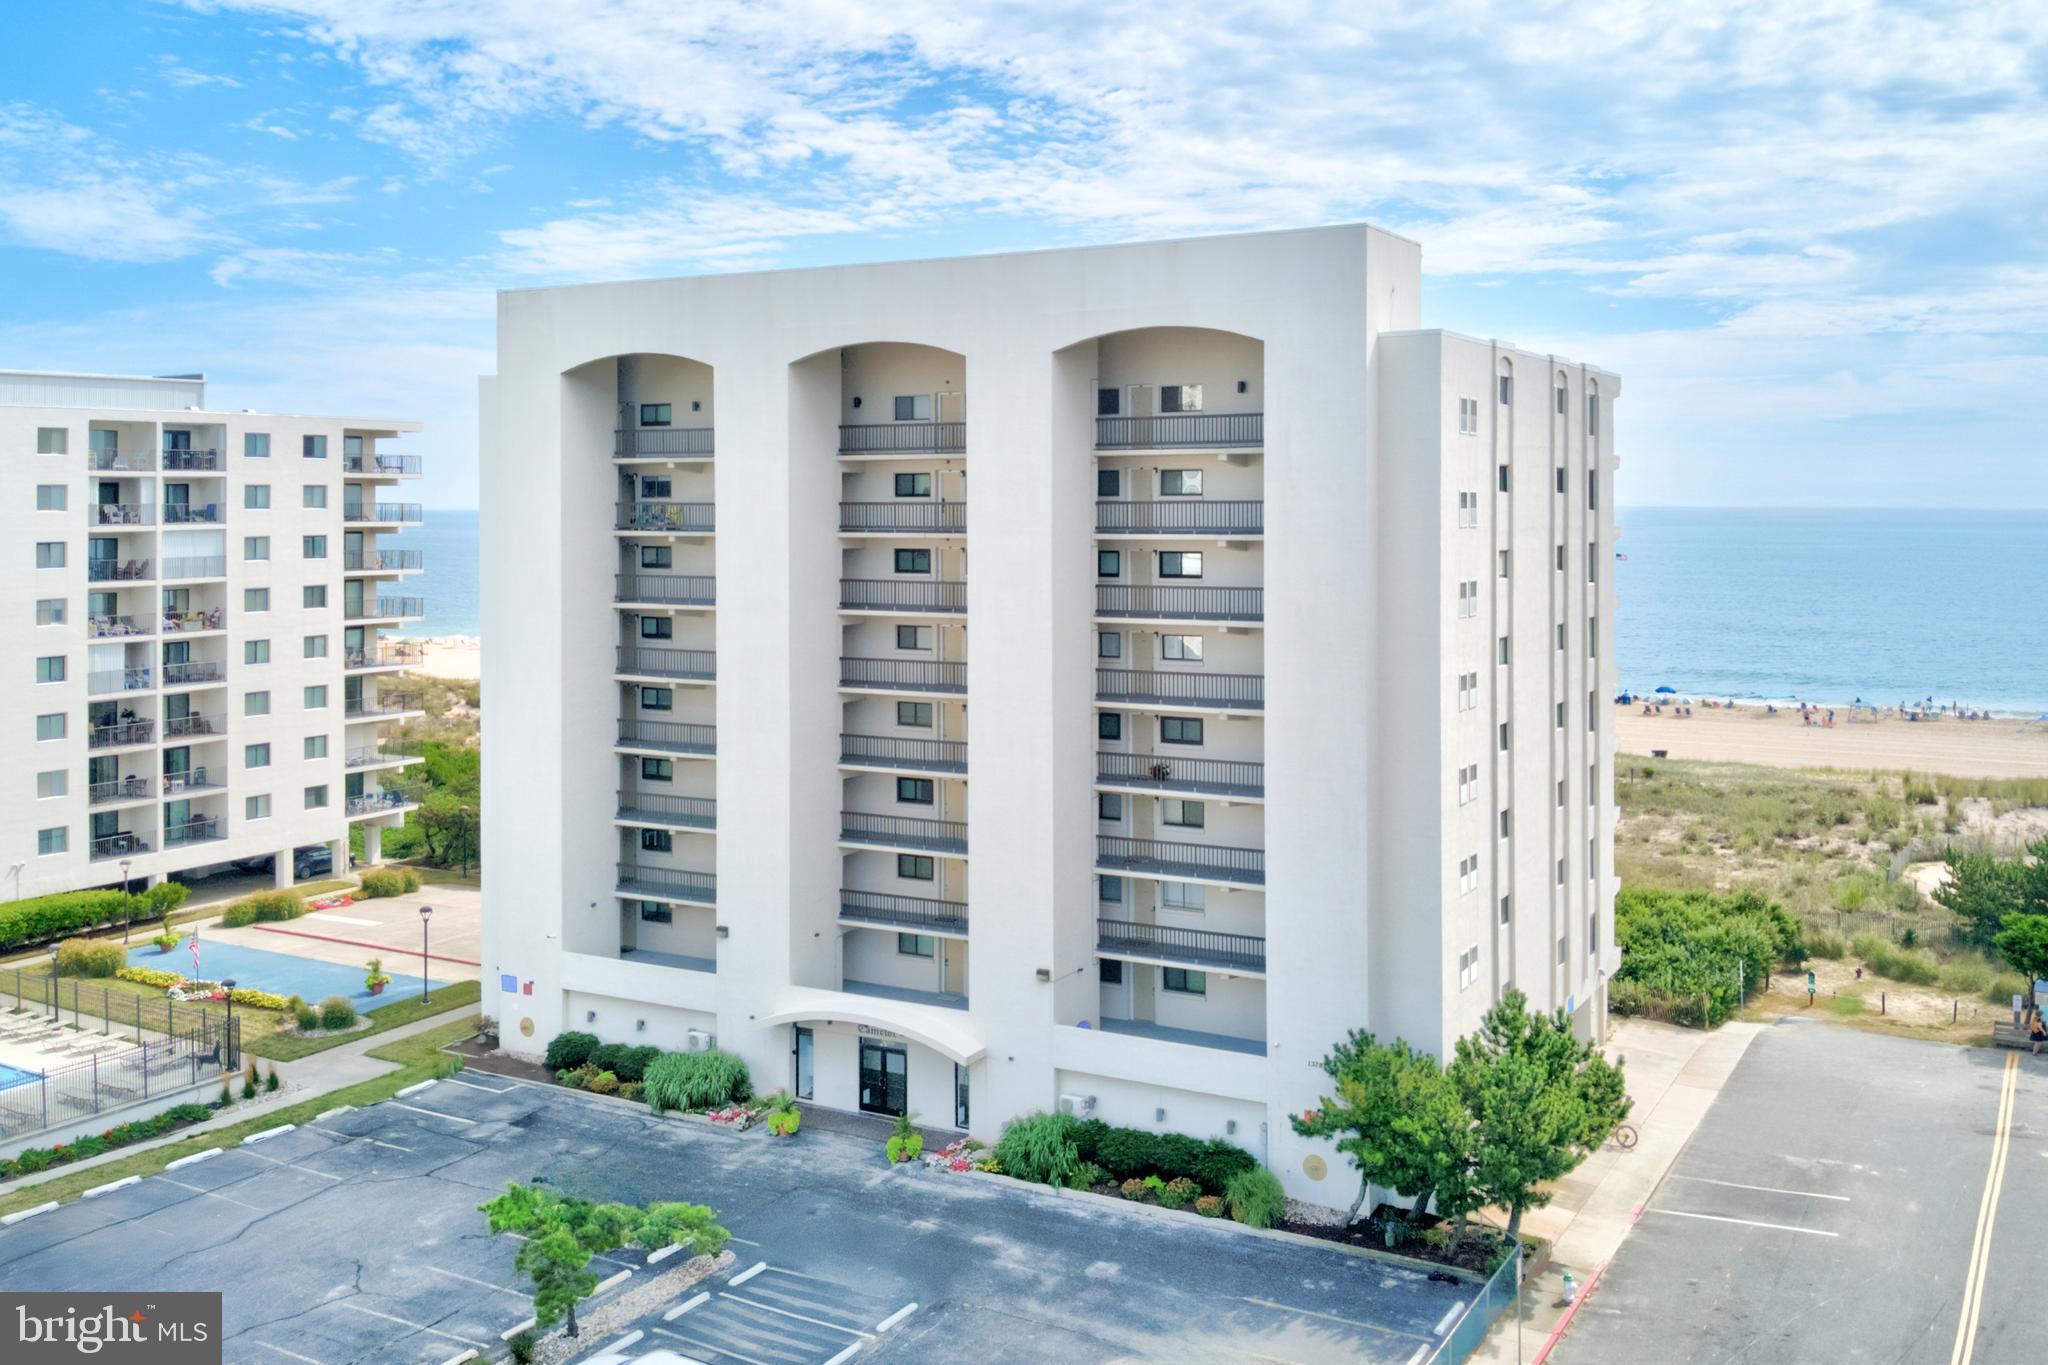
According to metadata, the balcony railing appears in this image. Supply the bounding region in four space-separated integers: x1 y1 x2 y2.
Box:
163 815 227 849
839 422 965 455
839 734 967 774
617 719 716 755
616 792 717 830
1095 584 1262 622
87 615 152 639
839 657 966 694
161 767 223 795
616 501 714 533
89 668 154 696
616 863 717 904
89 719 155 749
90 503 154 527
162 609 226 634
161 504 224 525
161 556 226 580
87 450 153 472
91 832 150 861
839 501 966 533
346 741 424 767
343 502 425 524
616 574 715 607
343 452 423 477
1097 835 1265 886
1096 750 1264 799
616 646 715 681
89 559 152 582
840 889 968 936
840 810 967 855
346 641 426 670
163 661 226 687
345 597 426 620
346 791 413 817
1097 918 1266 973
840 578 966 613
162 713 224 739
1096 669 1264 710
615 427 715 458
344 549 425 572
345 692 422 718
1097 499 1264 536
89 775 152 806
160 449 223 472
1095 412 1263 449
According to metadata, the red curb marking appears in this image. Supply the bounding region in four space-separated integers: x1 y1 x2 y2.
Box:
1529 1258 1609 1365
250 922 481 967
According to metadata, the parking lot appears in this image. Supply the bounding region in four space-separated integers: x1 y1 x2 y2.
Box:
1560 1019 2048 1364
0 1072 1477 1364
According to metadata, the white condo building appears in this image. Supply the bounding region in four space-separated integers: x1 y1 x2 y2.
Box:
0 370 425 900
481 224 1620 1203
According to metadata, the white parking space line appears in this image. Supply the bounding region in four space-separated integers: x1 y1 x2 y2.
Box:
1649 1208 1839 1237
1239 1297 1435 1342
876 1303 917 1332
423 1266 526 1298
156 1178 265 1212
240 1151 345 1181
386 1101 478 1125
653 1324 777 1365
720 1291 875 1339
1669 1174 1852 1202
254 1342 327 1364
664 1292 710 1321
308 913 381 926
440 1077 514 1094
364 1138 415 1153
335 1302 487 1346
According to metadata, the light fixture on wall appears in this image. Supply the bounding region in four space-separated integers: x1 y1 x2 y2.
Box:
1236 380 1247 393
635 1019 647 1032
1035 968 1051 982
1155 1107 1168 1123
1225 1119 1237 1135
715 924 730 938
851 395 863 408
690 400 701 412
586 1010 597 1024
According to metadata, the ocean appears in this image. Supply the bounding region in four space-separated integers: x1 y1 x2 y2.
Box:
401 505 2048 714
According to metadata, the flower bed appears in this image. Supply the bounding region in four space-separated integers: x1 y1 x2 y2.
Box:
115 967 289 1011
0 1103 217 1183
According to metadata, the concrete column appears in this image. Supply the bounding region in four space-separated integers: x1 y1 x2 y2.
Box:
274 852 294 889
363 824 383 866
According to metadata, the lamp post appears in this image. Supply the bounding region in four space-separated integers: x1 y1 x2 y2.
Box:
221 977 238 1067
419 904 434 1004
119 859 132 944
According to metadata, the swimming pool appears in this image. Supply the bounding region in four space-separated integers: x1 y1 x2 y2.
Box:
125 940 447 1012
0 1061 41 1091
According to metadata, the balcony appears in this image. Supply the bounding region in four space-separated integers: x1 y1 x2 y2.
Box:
840 811 966 856
616 792 716 831
163 815 227 849
162 713 224 740
345 597 426 621
161 556 226 580
343 502 425 525
345 692 422 719
162 608 226 634
346 741 425 768
88 615 153 640
90 503 154 527
160 449 223 472
1097 500 1264 536
1097 918 1266 974
616 863 716 905
163 661 227 688
839 734 967 775
346 791 415 819
616 645 715 682
161 504 224 525
615 427 714 459
1096 834 1264 886
89 667 154 696
841 978 967 1011
344 549 425 572
616 501 714 533
617 719 715 756
1096 668 1264 711
616 574 715 607
1093 1017 1267 1058
1095 584 1262 623
88 450 153 472
840 501 965 534
1095 412 1262 449
161 767 224 795
89 719 156 750
89 775 152 806
839 657 966 695
1096 750 1263 799
343 451 423 477
91 832 151 861
346 641 426 670
88 559 153 583
839 889 968 937
839 422 965 456
839 578 966 614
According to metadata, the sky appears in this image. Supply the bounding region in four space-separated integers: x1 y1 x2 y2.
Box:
1 1 2044 511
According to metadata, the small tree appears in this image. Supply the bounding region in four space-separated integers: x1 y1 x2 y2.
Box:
1993 914 2048 1004
1292 1031 1476 1233
481 1183 728 1339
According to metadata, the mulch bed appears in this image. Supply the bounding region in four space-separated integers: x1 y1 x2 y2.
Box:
1272 1204 1513 1275
448 1037 555 1085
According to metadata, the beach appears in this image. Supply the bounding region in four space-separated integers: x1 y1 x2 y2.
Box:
403 636 481 682
1616 702 2048 779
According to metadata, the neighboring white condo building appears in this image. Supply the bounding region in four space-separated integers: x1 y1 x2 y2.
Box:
0 370 426 899
481 224 1619 1204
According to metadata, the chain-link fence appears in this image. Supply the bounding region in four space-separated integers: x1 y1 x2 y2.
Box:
0 1011 236 1142
1425 1243 1523 1363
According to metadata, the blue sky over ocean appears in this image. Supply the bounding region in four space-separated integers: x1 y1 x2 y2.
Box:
1 2 2043 511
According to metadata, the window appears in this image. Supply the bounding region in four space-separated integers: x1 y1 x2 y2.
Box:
1097 550 1121 578
1588 617 1599 657
1097 388 1120 416
896 777 934 805
1557 701 1566 729
1558 779 1567 808
1159 384 1202 413
1556 384 1567 416
36 714 65 741
1458 397 1479 434
1097 793 1123 821
637 543 671 571
1590 837 1600 877
640 687 672 711
1589 763 1600 806
1587 394 1600 437
1098 632 1122 659
1458 854 1479 895
303 585 327 609
1589 910 1600 955
893 394 932 421
1500 894 1513 925
1160 469 1202 496
1097 469 1121 497
895 624 933 651
640 475 671 499
1158 551 1202 579
1457 490 1479 528
1588 544 1598 584
1458 945 1480 990
37 827 66 856
245 743 271 769
1589 689 1599 729
36 542 65 569
245 639 269 665
1160 716 1203 745
893 548 930 574
302 435 327 459
1161 799 1204 828
1556 623 1566 651
1457 763 1478 805
1587 470 1598 511
639 617 672 641
244 536 269 561
1499 722 1511 751
244 484 270 509
638 901 671 924
897 854 935 881
1162 967 1206 995
245 794 271 821
1160 634 1202 662
1498 550 1511 579
36 599 64 626
1097 712 1122 741
1556 466 1566 494
1499 375 1513 405
1457 672 1479 710
36 485 66 511
640 757 673 782
1497 464 1509 492
302 535 327 560
1557 858 1566 887
1099 875 1123 903
305 785 330 810
36 770 66 799
897 933 936 958
893 472 931 498
1499 808 1512 838
303 635 328 660
1457 580 1478 618
245 432 270 458
304 735 328 760
897 701 933 728
639 403 671 427
36 428 68 455
1161 881 1205 911
244 588 270 612
303 485 328 509
35 656 65 684
640 829 672 854
1558 934 1569 966
245 691 270 717
1098 958 1124 986
1556 543 1566 571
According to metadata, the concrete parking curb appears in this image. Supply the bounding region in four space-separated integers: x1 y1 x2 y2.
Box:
1 1200 57 1225
165 1148 222 1170
242 1124 295 1144
499 1317 535 1341
314 1106 355 1122
647 1241 684 1264
82 1176 142 1199
435 1352 477 1365
396 1079 438 1098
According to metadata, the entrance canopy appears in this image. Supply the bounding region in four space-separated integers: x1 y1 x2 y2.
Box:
755 986 985 1065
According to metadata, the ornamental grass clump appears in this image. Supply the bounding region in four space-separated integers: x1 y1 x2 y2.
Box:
993 1111 1080 1186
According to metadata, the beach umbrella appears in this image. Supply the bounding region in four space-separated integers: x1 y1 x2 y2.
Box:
1654 685 1677 694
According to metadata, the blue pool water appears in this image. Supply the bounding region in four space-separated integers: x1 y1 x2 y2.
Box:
128 940 447 1013
0 1062 40 1090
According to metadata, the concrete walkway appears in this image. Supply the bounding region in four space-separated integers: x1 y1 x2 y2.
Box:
1469 1017 1762 1363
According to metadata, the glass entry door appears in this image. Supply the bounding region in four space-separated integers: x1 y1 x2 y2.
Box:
792 1027 813 1100
858 1040 907 1117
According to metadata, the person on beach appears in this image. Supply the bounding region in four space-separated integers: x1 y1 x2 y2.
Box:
2031 1011 2046 1056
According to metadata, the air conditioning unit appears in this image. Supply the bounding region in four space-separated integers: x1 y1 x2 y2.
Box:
685 1029 714 1053
1057 1093 1097 1116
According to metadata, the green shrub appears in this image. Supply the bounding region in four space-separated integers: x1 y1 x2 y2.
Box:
218 891 306 927
295 1003 322 1031
1804 931 1848 959
507 1330 537 1365
618 1082 643 1103
642 1049 752 1112
586 1070 620 1096
357 868 414 898
767 1108 800 1136
53 938 124 978
1064 1160 1110 1190
1069 1117 1110 1162
1190 1139 1256 1194
1152 1133 1203 1179
617 1045 661 1084
218 1080 232 1106
1094 1128 1159 1178
1159 1177 1200 1210
1119 1177 1150 1201
886 1112 923 1163
543 1030 598 1071
1225 1167 1287 1228
589 1043 629 1076
264 1065 280 1093
1194 1194 1225 1217
0 889 136 952
1851 934 1941 986
557 1067 588 1090
994 1111 1080 1185
151 929 181 951
318 996 357 1030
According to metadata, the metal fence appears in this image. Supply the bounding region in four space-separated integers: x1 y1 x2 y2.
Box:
4 970 246 1059
1424 1248 1522 1364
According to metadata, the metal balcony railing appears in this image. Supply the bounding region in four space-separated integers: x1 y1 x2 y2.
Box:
343 502 424 524
1096 835 1265 885
839 657 966 694
160 449 224 471
1095 584 1262 622
162 713 224 739
345 692 422 718
89 668 154 696
346 741 424 767
840 889 968 936
162 661 226 687
616 863 717 903
840 810 967 855
162 609 226 634
87 450 153 472
1096 751 1264 798
87 615 152 639
616 501 714 534
89 503 154 527
616 646 716 681
1095 412 1262 449
839 734 967 773
343 549 425 572
1096 669 1264 710
89 559 152 583
346 791 413 817
617 719 716 755
1097 918 1266 973
163 815 227 849
88 719 155 749
343 451 423 476
615 427 715 458
161 556 226 580
616 574 715 606
839 578 966 613
839 501 966 533
346 641 426 670
345 597 425 620
839 422 966 455
1096 499 1264 535
616 792 717 830
89 775 152 805
161 504 224 525
90 832 150 861
160 767 223 795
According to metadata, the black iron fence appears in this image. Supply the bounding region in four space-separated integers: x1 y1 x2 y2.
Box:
616 501 715 532
616 864 717 903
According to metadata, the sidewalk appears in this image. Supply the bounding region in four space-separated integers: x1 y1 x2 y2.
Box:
1468 1017 1762 1363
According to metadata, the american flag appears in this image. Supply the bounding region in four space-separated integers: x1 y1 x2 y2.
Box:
188 925 201 975
1614 552 1629 561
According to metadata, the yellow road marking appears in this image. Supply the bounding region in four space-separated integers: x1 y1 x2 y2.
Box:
1951 1052 2018 1365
